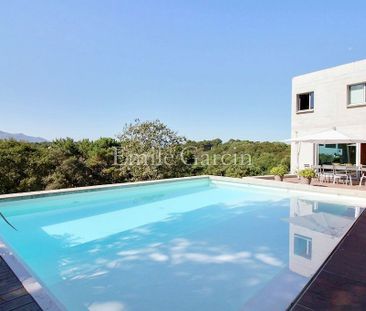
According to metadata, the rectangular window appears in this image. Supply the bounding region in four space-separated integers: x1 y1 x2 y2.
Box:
318 143 356 165
297 92 314 112
294 234 312 259
349 83 366 106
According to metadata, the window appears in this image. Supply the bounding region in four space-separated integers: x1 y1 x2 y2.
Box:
318 143 356 165
349 83 366 106
297 92 314 112
294 234 312 259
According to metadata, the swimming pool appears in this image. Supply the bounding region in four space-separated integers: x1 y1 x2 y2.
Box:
0 177 364 311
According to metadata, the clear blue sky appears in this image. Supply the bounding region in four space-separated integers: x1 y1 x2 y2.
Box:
0 1 365 142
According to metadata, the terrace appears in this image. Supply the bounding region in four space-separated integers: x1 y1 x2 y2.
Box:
256 174 366 191
285 175 366 190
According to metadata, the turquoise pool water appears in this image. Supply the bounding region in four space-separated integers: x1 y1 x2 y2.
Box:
0 178 363 311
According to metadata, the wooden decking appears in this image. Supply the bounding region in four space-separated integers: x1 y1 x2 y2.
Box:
290 209 366 310
0 258 41 311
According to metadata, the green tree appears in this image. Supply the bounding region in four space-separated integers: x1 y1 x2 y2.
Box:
0 121 290 194
117 119 189 181
44 138 91 189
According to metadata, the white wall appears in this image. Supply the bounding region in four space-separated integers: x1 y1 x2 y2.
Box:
291 59 366 172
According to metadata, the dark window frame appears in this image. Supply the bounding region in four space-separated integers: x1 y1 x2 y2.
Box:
296 92 314 113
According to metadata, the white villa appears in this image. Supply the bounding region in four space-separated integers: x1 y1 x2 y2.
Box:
291 59 366 173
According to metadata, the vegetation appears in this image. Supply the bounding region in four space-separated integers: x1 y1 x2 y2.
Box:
298 168 316 179
270 165 287 177
0 120 290 194
117 119 190 181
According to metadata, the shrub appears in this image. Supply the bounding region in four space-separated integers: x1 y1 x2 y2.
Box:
270 165 287 177
299 168 316 179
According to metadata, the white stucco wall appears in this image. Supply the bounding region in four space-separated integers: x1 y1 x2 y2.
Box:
291 59 366 172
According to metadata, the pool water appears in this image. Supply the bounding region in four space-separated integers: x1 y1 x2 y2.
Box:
0 178 363 311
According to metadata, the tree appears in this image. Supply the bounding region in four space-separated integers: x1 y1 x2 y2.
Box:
84 138 124 184
117 119 189 181
0 120 291 194
44 138 91 189
0 140 51 194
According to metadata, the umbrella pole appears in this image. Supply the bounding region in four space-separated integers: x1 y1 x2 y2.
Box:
296 142 301 179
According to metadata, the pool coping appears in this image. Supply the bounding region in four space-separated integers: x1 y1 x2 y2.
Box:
0 238 65 311
1 175 366 310
2 174 366 201
0 175 211 202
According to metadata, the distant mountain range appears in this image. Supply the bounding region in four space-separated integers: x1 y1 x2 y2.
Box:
0 130 48 143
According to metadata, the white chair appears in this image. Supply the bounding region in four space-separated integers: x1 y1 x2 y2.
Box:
346 165 358 186
319 165 334 183
313 165 322 181
333 165 351 185
359 166 366 186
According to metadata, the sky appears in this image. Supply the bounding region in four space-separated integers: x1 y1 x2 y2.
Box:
0 0 365 142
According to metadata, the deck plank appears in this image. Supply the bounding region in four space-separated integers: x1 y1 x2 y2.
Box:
0 258 42 311
0 295 35 310
13 302 42 311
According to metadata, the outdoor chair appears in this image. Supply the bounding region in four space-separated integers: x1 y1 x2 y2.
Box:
359 166 366 187
313 165 323 181
333 165 351 185
319 165 335 183
346 165 359 186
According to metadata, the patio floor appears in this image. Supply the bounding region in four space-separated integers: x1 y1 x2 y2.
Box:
284 176 366 191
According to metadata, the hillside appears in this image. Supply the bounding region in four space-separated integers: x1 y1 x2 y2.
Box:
0 130 47 143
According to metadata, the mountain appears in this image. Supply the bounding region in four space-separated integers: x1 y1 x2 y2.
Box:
0 130 48 143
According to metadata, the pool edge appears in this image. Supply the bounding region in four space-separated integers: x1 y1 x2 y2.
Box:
2 175 366 202
0 175 211 202
0 236 66 311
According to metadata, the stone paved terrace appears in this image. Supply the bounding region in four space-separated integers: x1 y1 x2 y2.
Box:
284 175 366 191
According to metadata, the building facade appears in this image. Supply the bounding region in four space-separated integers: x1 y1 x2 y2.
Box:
291 59 366 173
